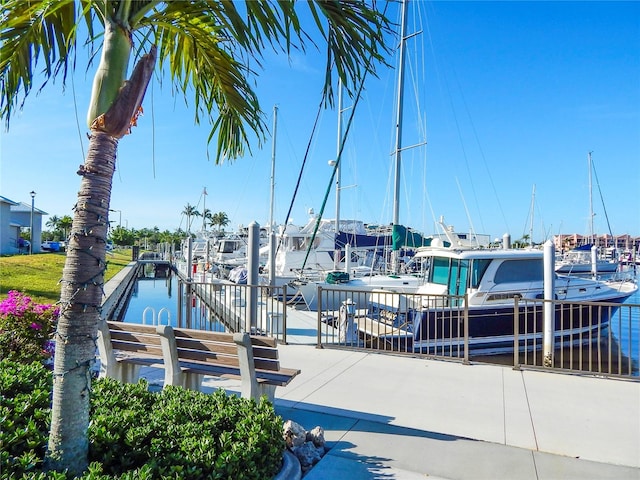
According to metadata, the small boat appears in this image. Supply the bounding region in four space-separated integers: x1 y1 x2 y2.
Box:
555 243 619 274
356 243 637 354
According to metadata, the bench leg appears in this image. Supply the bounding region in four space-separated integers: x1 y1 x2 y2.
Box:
119 363 141 384
183 372 204 391
240 378 277 402
101 362 141 384
257 384 276 403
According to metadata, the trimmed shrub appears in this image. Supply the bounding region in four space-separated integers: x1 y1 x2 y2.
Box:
0 360 53 477
1 360 285 479
89 379 285 479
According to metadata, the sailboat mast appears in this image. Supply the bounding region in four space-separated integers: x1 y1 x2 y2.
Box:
588 151 594 245
335 80 343 235
269 105 278 231
201 187 207 232
391 0 409 272
392 0 408 228
529 184 535 247
268 105 278 286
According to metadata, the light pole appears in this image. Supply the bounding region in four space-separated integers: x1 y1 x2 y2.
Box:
29 191 36 254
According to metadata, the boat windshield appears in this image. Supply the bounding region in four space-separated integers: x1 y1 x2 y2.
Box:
470 259 492 288
429 256 471 297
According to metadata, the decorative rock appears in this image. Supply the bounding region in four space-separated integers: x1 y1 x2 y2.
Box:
294 441 323 473
283 420 307 448
306 426 325 448
282 420 328 476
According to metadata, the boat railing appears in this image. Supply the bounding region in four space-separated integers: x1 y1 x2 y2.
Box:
315 285 639 380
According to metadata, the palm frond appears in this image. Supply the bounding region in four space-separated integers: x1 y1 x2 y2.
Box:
0 0 79 126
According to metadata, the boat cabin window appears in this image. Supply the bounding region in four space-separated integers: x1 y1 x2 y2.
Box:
430 257 450 285
219 241 240 253
470 259 492 288
493 259 543 284
429 256 470 297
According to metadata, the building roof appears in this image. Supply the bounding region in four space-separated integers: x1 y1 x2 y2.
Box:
10 202 48 216
0 195 19 206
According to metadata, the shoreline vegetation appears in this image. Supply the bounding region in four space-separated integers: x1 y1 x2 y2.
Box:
0 249 132 304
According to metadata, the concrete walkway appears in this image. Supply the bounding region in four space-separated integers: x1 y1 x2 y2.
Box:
138 306 640 479
272 344 639 479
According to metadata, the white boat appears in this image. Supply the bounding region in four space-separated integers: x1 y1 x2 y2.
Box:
555 244 619 274
265 213 385 284
356 243 637 353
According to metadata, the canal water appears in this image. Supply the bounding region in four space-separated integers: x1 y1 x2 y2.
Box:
124 274 178 326
122 267 226 332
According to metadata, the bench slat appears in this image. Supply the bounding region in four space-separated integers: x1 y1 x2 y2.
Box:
175 348 240 367
110 340 164 357
108 322 158 334
174 338 238 356
109 330 162 345
172 328 278 348
174 337 279 362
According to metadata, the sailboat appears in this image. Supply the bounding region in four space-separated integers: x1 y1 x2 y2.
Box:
294 0 433 310
555 152 619 274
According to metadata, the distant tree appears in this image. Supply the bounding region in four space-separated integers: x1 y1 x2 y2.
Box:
57 216 73 241
109 226 135 247
46 215 60 231
202 208 214 231
212 212 230 233
182 204 200 234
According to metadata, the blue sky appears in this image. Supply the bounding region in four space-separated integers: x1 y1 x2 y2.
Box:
1 1 638 242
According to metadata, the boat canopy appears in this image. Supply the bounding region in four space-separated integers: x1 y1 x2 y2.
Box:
392 224 449 251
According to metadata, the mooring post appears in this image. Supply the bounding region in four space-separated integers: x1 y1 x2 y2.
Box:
543 240 555 367
186 236 193 328
247 221 260 333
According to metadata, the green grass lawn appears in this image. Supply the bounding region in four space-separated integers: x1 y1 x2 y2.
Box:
0 250 133 305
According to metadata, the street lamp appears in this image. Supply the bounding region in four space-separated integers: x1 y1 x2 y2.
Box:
29 191 36 254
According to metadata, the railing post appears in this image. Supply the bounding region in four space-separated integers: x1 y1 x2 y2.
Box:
463 293 469 364
247 221 260 333
177 280 184 328
513 296 520 369
317 286 323 348
282 284 288 344
543 240 556 367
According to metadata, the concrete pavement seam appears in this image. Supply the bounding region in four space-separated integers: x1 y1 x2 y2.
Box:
520 371 540 452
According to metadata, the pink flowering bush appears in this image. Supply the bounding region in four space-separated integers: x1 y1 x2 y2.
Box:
0 290 59 365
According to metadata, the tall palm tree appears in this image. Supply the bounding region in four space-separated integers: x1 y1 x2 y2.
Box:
202 208 214 231
1 0 390 475
182 203 201 234
45 215 61 232
57 215 73 241
212 211 231 233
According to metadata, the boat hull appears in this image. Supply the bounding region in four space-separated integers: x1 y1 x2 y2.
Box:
363 293 633 355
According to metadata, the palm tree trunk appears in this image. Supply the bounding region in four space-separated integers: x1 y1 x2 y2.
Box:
46 46 156 475
46 131 117 476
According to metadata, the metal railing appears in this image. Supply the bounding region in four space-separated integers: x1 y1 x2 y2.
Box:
175 279 289 343
315 285 639 380
514 297 639 377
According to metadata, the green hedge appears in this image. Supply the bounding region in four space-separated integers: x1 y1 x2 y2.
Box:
1 360 285 479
